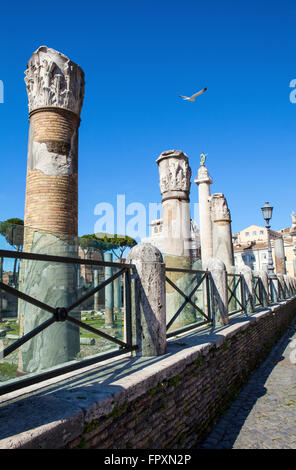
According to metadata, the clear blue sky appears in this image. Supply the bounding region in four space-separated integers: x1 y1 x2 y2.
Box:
0 0 295 238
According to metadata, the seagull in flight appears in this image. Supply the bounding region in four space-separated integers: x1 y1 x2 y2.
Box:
178 87 207 101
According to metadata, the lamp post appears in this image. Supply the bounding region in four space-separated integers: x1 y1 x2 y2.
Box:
261 201 276 278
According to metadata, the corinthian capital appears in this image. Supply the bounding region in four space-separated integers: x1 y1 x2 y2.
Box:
211 193 231 223
156 150 191 201
25 46 85 117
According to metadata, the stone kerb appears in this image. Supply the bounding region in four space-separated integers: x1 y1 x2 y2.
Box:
269 275 280 303
236 264 255 314
204 257 229 326
126 243 166 357
257 270 270 307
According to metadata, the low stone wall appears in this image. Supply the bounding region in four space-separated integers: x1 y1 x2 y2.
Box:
0 297 295 449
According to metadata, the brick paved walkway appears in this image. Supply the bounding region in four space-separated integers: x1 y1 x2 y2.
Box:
198 320 296 449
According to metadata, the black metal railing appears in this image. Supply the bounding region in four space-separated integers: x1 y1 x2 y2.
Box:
0 249 137 396
227 273 244 315
253 275 268 307
1 241 296 397
165 267 212 337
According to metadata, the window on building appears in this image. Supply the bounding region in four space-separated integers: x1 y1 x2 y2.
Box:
253 231 257 236
260 231 264 235
245 232 249 237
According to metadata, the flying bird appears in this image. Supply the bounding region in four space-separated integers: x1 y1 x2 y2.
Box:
178 87 207 101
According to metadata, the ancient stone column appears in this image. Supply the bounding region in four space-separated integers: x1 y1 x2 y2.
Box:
269 276 279 303
156 150 192 259
258 270 269 306
127 243 166 356
237 265 255 314
194 157 213 267
104 252 114 327
19 46 85 374
274 237 286 275
24 46 84 241
211 193 234 269
157 150 196 330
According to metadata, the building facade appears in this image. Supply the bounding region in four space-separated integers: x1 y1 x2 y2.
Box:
233 224 296 276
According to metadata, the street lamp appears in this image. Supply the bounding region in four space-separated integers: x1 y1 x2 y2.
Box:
261 201 276 278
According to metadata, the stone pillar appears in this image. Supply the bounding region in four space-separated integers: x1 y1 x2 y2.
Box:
24 46 84 242
274 237 286 275
269 276 279 303
156 150 196 330
19 46 85 374
205 258 229 326
156 150 192 258
237 265 255 314
211 193 234 269
194 160 213 267
104 252 114 327
127 243 166 356
258 270 269 306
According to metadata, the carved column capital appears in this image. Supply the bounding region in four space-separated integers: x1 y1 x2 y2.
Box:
24 46 85 117
156 150 191 202
210 193 231 223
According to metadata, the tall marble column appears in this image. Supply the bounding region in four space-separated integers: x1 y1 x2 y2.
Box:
19 46 85 373
194 155 213 268
156 150 196 330
24 46 84 241
156 150 192 259
211 193 234 269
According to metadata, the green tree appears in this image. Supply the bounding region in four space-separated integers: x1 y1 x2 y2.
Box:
0 218 24 286
79 233 137 261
